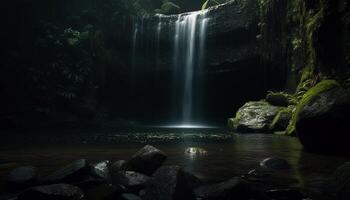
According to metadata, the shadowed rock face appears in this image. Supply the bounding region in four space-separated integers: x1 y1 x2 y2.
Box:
126 145 167 175
143 165 196 200
296 85 350 153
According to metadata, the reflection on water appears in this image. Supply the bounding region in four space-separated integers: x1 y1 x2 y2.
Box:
0 129 348 198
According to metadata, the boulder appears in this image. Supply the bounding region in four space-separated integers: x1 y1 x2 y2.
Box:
332 162 350 200
110 160 127 174
143 165 196 200
294 80 350 153
89 160 110 180
260 157 290 170
18 184 84 200
194 177 264 200
126 145 167 175
42 159 89 184
266 92 291 107
230 101 283 133
7 166 37 186
114 171 150 192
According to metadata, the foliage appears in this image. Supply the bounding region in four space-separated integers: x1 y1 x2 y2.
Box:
286 80 339 135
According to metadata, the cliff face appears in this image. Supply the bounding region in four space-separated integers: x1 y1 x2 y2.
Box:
229 0 350 153
260 0 350 92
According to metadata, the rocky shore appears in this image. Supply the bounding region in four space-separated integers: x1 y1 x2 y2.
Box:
1 145 349 200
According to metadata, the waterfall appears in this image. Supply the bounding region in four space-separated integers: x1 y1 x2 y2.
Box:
173 11 209 124
130 11 209 125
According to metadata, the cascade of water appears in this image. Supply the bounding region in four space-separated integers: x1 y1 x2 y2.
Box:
129 11 209 124
173 11 209 124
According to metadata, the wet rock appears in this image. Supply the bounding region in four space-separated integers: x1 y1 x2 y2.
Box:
115 171 150 192
119 193 142 200
90 160 110 180
332 162 350 200
42 159 89 183
143 165 196 200
126 145 167 175
194 177 260 200
230 101 283 133
7 166 37 185
295 80 350 153
260 158 290 170
266 188 305 200
18 184 84 200
111 160 127 174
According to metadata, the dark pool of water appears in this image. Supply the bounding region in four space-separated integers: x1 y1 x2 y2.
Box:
0 128 348 199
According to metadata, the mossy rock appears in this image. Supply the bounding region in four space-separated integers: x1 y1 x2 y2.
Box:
269 107 292 132
229 101 283 133
266 92 292 107
286 80 339 136
293 80 350 153
156 2 181 15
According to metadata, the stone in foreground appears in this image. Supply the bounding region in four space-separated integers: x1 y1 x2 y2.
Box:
126 145 167 175
18 184 84 200
7 166 37 185
115 171 150 192
143 165 196 200
42 159 89 183
90 160 110 180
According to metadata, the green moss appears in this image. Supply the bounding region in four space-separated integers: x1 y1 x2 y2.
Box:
269 107 292 132
286 80 339 135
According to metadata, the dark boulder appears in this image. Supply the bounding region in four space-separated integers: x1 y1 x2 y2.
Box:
89 160 110 180
260 157 290 170
143 165 196 200
7 166 37 186
295 80 350 153
114 171 150 192
110 160 127 175
42 159 89 184
18 184 84 200
194 177 265 200
126 145 167 175
266 92 291 107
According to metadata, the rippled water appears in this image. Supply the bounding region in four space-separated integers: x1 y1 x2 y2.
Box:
0 128 348 199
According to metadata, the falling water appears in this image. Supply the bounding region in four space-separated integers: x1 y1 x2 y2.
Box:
173 11 209 123
130 11 209 124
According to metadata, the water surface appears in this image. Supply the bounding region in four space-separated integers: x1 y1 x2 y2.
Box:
0 128 348 199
